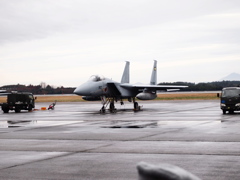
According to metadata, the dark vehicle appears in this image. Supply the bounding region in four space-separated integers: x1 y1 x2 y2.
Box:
218 87 240 114
1 92 36 113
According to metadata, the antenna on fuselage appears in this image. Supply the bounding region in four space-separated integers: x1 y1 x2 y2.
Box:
121 61 130 83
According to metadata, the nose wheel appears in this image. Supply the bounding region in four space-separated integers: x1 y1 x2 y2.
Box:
109 101 116 113
100 106 106 113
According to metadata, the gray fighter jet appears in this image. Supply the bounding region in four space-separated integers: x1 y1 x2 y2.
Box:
74 60 187 112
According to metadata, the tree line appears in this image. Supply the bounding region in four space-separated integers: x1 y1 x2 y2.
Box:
1 81 240 94
0 84 75 94
159 81 240 91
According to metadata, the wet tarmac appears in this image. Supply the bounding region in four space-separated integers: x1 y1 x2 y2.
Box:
0 100 240 180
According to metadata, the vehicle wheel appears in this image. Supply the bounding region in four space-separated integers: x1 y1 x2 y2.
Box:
2 105 9 113
222 110 226 114
2 108 9 113
28 105 33 112
15 107 21 113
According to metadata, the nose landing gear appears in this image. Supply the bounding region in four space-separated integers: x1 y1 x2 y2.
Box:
100 96 116 113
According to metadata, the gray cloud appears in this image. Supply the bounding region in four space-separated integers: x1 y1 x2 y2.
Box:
1 0 240 86
1 0 240 44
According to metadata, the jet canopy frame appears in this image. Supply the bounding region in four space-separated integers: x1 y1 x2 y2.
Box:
88 75 105 82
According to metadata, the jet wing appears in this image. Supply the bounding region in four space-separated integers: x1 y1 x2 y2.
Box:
120 84 188 91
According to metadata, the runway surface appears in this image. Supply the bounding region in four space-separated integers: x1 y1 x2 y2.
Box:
0 100 240 180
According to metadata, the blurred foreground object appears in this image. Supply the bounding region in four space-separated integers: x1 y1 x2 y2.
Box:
137 162 201 180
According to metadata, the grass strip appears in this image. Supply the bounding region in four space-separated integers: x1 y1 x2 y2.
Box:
156 93 218 100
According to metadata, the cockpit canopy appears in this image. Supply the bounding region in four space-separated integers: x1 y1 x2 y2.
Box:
88 75 105 82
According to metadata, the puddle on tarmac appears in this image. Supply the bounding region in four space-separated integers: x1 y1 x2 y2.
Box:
0 120 81 128
102 122 158 128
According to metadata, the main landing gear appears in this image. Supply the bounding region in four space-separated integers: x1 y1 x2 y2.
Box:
133 97 141 111
100 96 116 113
99 96 141 113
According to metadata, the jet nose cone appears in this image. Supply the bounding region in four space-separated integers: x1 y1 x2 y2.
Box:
73 88 78 94
73 84 90 96
73 87 83 95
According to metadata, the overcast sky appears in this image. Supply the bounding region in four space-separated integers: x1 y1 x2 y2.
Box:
1 0 240 87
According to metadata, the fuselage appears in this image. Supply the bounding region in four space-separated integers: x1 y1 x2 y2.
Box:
74 75 112 96
73 75 138 99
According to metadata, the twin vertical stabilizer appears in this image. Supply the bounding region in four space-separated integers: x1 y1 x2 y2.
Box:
121 61 130 83
121 60 157 85
150 60 157 85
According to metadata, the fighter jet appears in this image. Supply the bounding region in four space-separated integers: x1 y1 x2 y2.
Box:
74 60 187 112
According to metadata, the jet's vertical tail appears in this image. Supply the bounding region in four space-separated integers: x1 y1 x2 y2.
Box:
150 60 157 85
121 61 130 83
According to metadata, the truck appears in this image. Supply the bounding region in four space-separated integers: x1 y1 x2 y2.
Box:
218 87 240 114
1 92 36 113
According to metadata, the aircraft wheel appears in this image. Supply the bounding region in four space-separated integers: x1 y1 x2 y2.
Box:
110 102 115 112
100 106 105 113
134 102 138 110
